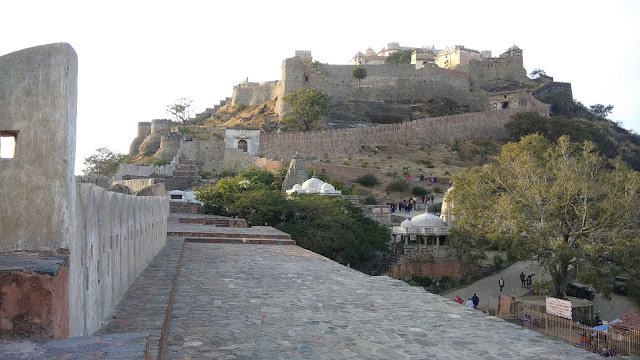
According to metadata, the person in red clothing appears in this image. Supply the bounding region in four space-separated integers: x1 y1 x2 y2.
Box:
454 295 464 304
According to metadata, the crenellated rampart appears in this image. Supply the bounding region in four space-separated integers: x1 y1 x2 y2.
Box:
260 102 550 159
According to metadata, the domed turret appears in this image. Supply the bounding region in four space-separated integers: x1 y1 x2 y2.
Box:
320 183 335 192
365 48 376 57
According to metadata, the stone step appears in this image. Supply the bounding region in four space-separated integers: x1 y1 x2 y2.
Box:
167 231 291 240
185 237 296 245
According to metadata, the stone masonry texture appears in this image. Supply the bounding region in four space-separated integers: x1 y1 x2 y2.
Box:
163 243 602 359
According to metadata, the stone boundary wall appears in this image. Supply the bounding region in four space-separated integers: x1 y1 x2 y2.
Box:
307 163 385 183
532 81 573 100
114 149 182 180
260 103 550 159
391 257 465 279
169 202 202 214
76 174 112 189
68 183 169 336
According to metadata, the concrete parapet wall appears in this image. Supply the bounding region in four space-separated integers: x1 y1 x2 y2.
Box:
0 43 78 252
68 183 169 336
260 104 550 159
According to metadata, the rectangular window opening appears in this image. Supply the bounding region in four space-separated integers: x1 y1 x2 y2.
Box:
0 131 18 159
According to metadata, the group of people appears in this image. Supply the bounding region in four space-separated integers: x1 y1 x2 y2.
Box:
454 294 479 310
408 174 440 184
388 194 436 213
519 272 534 290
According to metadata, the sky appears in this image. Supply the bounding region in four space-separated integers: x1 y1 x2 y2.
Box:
1 1 639 174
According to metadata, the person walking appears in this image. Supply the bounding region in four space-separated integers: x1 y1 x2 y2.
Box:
519 272 526 288
471 293 480 310
466 298 474 309
498 277 505 294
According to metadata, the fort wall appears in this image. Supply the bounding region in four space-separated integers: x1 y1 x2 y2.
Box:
532 81 573 100
0 44 169 339
69 184 168 336
260 102 550 159
129 122 151 157
232 81 282 107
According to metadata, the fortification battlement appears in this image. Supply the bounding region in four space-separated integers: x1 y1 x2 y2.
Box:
135 122 152 138
151 119 173 134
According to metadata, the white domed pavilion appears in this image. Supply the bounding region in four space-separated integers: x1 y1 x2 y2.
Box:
391 211 449 260
286 177 342 196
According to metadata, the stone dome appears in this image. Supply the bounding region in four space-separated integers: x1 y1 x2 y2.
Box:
292 184 303 191
365 48 376 56
400 219 414 228
410 213 446 227
320 183 335 192
301 177 325 191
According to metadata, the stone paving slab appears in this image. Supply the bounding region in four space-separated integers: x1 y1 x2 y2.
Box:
165 243 604 359
0 332 150 359
167 223 291 238
185 237 296 245
95 236 185 359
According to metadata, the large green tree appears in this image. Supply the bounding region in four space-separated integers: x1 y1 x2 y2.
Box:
82 148 127 177
282 88 332 131
194 167 389 265
450 134 640 299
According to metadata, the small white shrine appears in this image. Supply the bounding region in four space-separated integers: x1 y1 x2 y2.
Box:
285 177 342 196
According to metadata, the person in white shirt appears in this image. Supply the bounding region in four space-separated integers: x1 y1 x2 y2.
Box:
466 298 474 309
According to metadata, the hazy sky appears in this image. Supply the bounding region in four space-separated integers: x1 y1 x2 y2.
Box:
1 1 638 174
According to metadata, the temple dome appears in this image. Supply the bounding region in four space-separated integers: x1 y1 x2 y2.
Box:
365 48 376 56
292 184 303 191
320 183 335 192
410 213 446 227
301 177 325 191
400 219 414 228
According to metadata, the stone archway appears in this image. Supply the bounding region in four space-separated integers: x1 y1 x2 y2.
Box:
238 139 248 152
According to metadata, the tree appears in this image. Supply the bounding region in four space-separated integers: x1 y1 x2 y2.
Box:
82 148 127 177
167 98 193 132
351 65 367 82
450 134 640 299
278 195 390 265
529 68 547 78
282 88 332 131
589 104 614 118
384 50 413 64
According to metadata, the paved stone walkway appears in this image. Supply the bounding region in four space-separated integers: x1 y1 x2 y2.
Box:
95 236 185 359
164 243 601 359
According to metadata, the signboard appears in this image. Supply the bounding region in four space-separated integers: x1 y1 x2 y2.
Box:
546 297 572 319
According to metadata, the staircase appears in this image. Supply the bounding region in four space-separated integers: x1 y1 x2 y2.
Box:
370 253 403 276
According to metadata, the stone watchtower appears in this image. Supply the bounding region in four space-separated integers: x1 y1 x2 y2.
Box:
281 154 309 192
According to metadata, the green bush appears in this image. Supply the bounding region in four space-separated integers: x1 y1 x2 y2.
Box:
433 186 443 193
363 196 377 205
151 157 168 166
404 275 433 287
386 179 409 192
234 102 247 112
356 174 379 187
360 161 368 168
412 186 428 196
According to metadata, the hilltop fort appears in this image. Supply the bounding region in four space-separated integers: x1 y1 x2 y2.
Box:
122 42 566 185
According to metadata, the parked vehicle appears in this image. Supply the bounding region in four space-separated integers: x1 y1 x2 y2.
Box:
565 282 595 300
613 277 628 295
